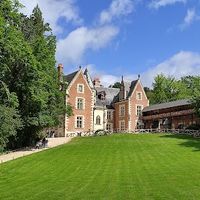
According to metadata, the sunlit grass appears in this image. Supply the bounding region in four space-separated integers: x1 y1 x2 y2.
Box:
1 134 200 200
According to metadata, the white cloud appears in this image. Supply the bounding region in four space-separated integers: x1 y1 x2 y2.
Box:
83 64 122 87
149 0 187 9
99 0 134 24
57 0 135 67
87 51 200 88
19 0 82 33
141 51 200 86
19 0 133 70
180 8 199 30
56 26 119 66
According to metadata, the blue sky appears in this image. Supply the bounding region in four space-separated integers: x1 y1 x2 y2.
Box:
20 0 200 87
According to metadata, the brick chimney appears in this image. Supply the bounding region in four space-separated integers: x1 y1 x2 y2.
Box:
119 76 125 101
57 64 63 82
93 78 101 88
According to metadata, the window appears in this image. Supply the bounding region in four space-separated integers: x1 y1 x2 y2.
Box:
119 120 125 131
98 93 105 100
76 116 83 128
77 84 84 93
107 111 112 120
106 123 112 131
77 98 84 110
136 105 143 116
137 92 142 100
119 105 125 117
96 115 101 125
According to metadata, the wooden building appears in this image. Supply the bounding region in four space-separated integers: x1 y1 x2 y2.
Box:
142 99 200 129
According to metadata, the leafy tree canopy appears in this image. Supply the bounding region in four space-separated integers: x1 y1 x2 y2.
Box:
0 0 67 150
109 82 121 88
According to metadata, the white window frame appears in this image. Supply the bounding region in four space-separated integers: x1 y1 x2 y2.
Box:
136 105 143 116
76 97 85 110
136 92 142 100
119 104 125 117
119 120 125 131
75 115 84 129
106 123 113 131
107 110 113 120
77 84 84 93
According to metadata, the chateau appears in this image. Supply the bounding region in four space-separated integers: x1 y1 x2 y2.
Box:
56 64 149 136
56 64 200 137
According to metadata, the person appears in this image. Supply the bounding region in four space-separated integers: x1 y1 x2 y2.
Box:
36 141 40 149
42 137 46 147
36 140 42 149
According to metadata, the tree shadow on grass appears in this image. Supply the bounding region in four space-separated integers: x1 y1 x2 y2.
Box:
160 134 200 152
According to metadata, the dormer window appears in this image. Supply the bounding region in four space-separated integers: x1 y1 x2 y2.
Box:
77 84 84 93
98 92 105 101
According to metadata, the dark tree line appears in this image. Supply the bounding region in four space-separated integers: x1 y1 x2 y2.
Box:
0 0 67 151
146 74 200 112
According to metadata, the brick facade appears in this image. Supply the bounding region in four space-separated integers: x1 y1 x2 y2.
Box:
64 70 94 134
129 81 149 130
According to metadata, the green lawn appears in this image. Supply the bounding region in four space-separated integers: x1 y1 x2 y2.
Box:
1 134 200 200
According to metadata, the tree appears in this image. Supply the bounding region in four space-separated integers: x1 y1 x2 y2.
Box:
109 82 121 88
0 1 67 149
150 74 176 104
14 5 66 146
0 81 22 151
144 87 153 104
0 0 24 150
149 74 197 104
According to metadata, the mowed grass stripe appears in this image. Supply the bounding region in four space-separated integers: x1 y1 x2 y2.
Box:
1 134 200 200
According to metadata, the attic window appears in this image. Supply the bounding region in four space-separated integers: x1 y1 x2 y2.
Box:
77 84 84 93
137 92 142 100
98 93 105 101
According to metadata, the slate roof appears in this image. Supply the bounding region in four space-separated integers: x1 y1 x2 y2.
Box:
143 99 192 113
95 98 104 107
63 70 79 84
96 87 120 108
126 80 138 98
112 80 138 102
84 68 94 89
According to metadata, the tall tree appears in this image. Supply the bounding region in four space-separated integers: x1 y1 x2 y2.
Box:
0 0 24 150
109 82 121 89
0 1 66 149
150 74 177 104
15 5 66 146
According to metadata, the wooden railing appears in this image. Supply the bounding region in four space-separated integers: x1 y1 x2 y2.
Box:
142 109 194 120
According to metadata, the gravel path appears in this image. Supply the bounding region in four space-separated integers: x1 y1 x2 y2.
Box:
0 137 72 164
